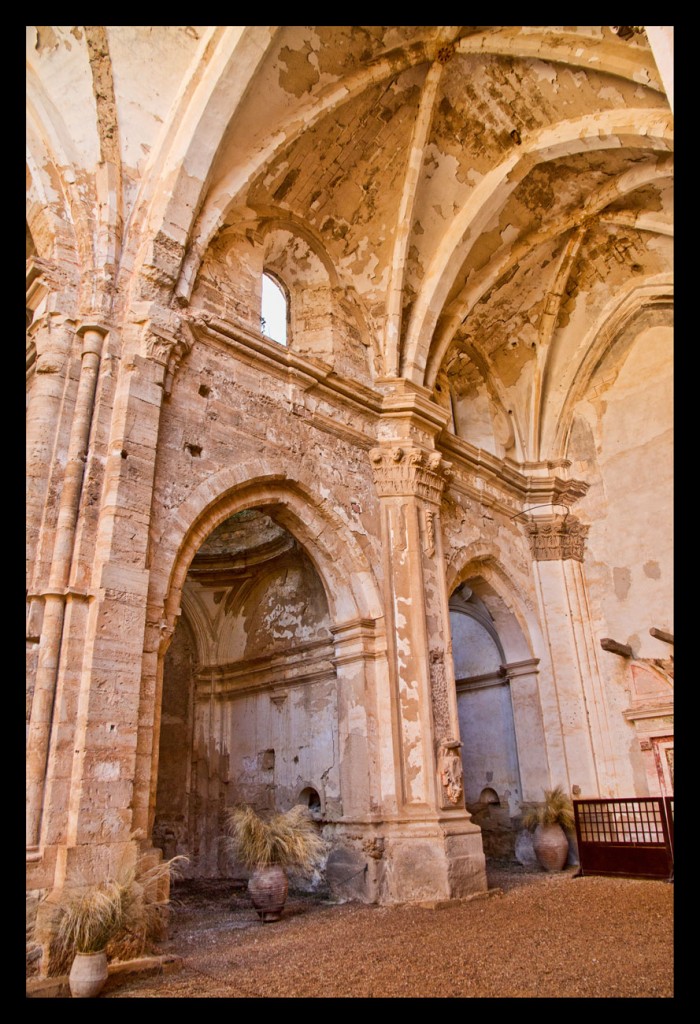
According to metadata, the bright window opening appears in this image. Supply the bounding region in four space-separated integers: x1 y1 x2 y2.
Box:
261 273 288 346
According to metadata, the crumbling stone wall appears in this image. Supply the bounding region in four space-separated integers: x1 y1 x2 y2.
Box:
26 28 672 927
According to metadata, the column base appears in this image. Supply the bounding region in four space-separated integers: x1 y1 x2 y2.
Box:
325 816 487 905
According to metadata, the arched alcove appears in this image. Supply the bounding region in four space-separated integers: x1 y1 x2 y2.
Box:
448 572 545 858
153 509 339 877
438 347 515 458
190 215 374 381
450 580 520 822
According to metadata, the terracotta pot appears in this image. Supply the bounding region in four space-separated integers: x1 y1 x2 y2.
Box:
248 864 289 922
69 950 108 998
532 823 569 871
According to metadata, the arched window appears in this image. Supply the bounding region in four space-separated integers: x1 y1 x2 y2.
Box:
261 272 288 346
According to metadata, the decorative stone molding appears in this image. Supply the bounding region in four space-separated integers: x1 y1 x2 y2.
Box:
131 302 195 384
438 739 464 805
622 660 674 723
525 514 589 561
429 648 451 740
369 445 451 504
422 509 436 556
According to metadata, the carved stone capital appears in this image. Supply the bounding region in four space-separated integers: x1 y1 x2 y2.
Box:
131 303 193 360
145 330 189 372
369 445 451 504
525 514 589 561
129 302 195 392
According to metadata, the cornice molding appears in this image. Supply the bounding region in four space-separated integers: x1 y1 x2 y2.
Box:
438 432 589 512
178 312 591 517
189 311 383 417
195 638 336 698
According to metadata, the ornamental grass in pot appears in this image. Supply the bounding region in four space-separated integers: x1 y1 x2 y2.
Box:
54 881 124 998
226 804 326 922
48 854 186 997
522 785 575 872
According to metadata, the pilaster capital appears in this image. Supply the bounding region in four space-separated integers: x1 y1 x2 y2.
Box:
128 302 195 389
76 321 109 337
369 444 452 504
525 514 589 561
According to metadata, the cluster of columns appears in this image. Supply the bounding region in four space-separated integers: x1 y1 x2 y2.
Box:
26 305 189 892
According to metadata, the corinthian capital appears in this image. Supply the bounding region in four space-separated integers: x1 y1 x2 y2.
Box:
526 514 589 562
369 445 451 504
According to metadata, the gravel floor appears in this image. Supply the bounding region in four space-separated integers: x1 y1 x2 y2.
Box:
103 862 674 999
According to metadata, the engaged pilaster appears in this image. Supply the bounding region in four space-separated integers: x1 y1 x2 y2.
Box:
525 510 617 796
369 441 465 813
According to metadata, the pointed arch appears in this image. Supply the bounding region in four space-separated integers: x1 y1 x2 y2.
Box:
446 547 539 665
402 109 673 384
548 276 673 460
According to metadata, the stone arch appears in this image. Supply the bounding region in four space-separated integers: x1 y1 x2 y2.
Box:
151 463 382 632
446 549 537 665
403 108 673 383
446 548 551 838
190 209 376 380
550 278 673 460
142 461 384 867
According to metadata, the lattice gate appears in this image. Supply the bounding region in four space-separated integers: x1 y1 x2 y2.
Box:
573 798 674 880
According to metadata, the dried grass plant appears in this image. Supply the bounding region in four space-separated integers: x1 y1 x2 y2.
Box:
522 785 575 833
49 855 187 975
226 804 326 871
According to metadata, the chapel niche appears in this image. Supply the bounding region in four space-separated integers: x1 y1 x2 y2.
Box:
153 509 339 878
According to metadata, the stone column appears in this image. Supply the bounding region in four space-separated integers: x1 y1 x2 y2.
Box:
26 324 107 854
370 443 464 811
331 618 388 820
526 513 617 796
52 311 192 888
357 380 486 903
26 309 74 591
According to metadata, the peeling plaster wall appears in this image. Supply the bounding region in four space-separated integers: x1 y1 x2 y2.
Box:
159 524 339 877
452 612 521 805
27 27 102 170
26 27 672 914
151 508 343 876
221 676 339 832
569 319 673 793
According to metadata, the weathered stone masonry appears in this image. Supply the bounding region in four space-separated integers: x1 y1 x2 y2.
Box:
27 26 673 963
